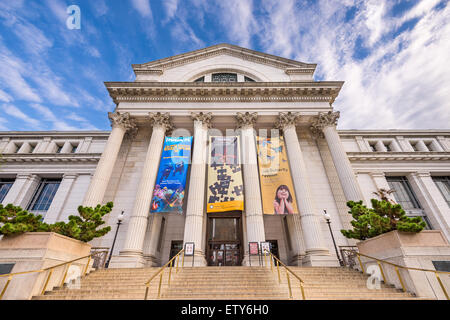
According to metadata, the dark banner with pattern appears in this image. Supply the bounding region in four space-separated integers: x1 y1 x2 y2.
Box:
207 136 244 213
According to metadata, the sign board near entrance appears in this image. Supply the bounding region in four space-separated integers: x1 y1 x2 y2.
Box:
260 242 271 254
249 242 259 255
184 242 195 256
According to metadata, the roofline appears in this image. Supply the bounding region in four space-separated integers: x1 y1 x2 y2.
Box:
132 43 316 69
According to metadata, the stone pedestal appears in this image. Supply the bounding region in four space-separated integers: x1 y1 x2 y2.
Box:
357 230 450 300
0 232 92 300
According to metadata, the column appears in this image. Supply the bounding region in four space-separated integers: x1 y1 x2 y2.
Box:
1 174 40 207
408 172 450 240
236 112 266 266
311 111 364 203
112 112 172 268
43 173 78 224
82 112 136 207
277 112 333 266
183 112 212 266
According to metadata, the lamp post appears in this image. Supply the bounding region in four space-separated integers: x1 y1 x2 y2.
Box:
323 210 344 266
105 211 124 268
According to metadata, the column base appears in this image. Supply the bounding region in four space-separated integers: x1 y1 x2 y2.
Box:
289 254 306 266
301 253 340 267
108 252 147 268
242 255 264 267
143 254 160 267
183 251 207 267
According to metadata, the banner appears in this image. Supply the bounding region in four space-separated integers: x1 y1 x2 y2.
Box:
150 136 193 213
256 136 298 214
207 136 244 213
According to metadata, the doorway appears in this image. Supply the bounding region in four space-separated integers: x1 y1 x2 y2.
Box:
206 213 243 266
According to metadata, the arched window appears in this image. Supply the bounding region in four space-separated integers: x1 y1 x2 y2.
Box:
194 76 205 82
244 76 255 82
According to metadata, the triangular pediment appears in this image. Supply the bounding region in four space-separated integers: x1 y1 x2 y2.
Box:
132 43 316 73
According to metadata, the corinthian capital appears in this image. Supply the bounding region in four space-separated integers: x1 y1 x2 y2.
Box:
236 112 257 129
310 111 340 138
108 112 137 131
191 112 212 128
275 112 300 130
149 112 173 132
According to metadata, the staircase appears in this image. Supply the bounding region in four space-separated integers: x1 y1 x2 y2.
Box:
32 266 426 300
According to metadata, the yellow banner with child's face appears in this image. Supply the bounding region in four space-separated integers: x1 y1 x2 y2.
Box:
256 136 298 215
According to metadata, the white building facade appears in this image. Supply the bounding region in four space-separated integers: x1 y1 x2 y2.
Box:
1 44 449 269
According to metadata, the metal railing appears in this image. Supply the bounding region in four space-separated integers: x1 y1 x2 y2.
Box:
263 250 306 300
341 249 450 300
144 248 185 300
0 251 103 300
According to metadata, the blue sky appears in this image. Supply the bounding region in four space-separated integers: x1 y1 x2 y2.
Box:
0 0 449 131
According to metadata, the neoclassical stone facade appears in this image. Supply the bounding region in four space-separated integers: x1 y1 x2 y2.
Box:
0 44 449 268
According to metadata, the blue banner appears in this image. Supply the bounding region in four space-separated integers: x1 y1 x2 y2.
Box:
150 136 193 213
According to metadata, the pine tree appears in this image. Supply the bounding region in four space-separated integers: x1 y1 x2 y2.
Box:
340 192 426 240
50 202 113 242
0 202 113 242
0 204 50 236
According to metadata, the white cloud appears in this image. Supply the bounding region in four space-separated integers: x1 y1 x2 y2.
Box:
0 117 9 131
0 89 13 103
163 0 179 22
130 0 152 17
3 104 41 129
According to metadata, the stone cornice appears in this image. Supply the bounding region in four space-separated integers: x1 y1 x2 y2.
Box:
0 153 102 163
105 81 343 104
347 152 450 162
132 44 316 73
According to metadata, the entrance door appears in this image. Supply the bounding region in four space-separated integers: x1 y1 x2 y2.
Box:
207 215 242 266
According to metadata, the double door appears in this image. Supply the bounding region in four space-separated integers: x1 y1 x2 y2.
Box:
206 215 242 266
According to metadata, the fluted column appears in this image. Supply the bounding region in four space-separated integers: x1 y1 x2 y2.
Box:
311 111 364 202
236 112 265 266
276 112 330 266
83 112 136 207
183 112 212 266
113 112 172 268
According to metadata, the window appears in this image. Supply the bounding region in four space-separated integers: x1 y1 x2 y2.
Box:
244 76 255 82
433 177 450 207
27 179 61 217
0 179 14 203
169 240 183 261
194 76 205 82
157 217 166 252
212 73 237 82
386 177 432 229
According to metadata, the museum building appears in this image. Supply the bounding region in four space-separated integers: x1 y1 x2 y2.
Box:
0 44 449 269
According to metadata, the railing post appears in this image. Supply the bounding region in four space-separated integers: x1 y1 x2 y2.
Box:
276 260 281 284
83 256 91 276
0 276 12 300
286 272 293 299
395 267 406 292
157 272 163 299
357 254 365 273
144 285 149 300
176 254 180 273
41 269 54 295
377 261 387 284
168 260 173 285
435 272 449 300
300 281 306 300
60 263 72 287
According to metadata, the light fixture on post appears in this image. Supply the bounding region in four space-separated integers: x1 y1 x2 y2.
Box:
105 211 124 268
323 210 344 266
